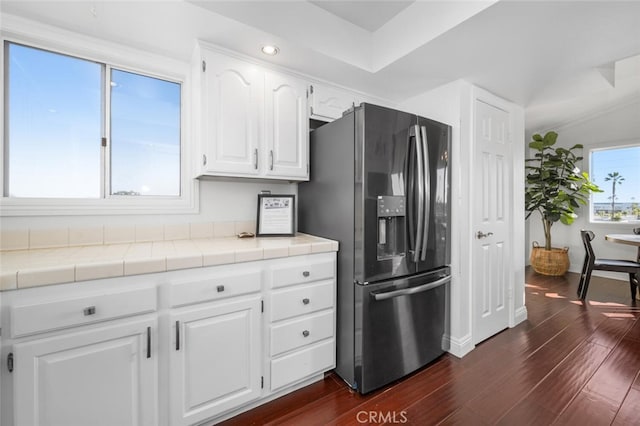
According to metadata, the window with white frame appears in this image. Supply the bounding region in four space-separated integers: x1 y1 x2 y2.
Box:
4 42 181 199
590 144 640 223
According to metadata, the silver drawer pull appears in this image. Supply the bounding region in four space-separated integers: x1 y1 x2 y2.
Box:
302 330 310 337
302 298 310 305
217 285 224 292
302 271 310 277
83 306 96 316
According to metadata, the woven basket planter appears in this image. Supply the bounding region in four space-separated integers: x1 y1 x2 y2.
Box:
530 242 570 276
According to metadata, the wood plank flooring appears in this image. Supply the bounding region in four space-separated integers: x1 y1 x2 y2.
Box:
220 269 640 425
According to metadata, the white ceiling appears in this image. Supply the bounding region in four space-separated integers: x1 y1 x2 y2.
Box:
2 0 639 133
308 1 414 32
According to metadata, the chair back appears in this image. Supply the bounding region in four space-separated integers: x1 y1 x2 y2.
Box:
580 230 596 262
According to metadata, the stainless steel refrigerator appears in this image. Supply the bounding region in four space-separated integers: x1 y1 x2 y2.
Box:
299 103 451 394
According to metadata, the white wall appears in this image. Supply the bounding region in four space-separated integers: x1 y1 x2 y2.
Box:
526 98 640 277
0 180 296 231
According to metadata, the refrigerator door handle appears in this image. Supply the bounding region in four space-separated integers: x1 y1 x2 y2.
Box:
371 275 451 301
420 125 430 261
407 126 416 254
413 124 425 262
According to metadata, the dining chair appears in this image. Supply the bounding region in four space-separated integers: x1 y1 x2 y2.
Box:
577 230 640 300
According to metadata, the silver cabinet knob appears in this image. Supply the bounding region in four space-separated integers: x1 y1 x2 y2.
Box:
302 298 310 305
302 330 310 337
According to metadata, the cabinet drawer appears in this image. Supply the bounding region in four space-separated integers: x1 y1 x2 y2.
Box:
270 310 334 356
169 270 261 308
11 286 157 338
270 280 334 322
270 258 334 288
270 339 335 391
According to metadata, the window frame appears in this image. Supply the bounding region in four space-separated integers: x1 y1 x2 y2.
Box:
587 138 640 225
0 17 197 216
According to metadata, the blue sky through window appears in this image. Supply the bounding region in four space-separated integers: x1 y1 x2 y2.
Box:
110 69 181 196
6 42 181 198
7 43 101 198
591 146 640 204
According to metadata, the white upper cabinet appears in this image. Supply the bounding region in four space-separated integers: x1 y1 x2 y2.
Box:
308 83 359 122
265 72 309 179
196 43 309 181
200 50 262 176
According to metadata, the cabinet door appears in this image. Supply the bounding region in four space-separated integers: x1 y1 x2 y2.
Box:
170 294 261 426
309 83 358 121
264 72 309 180
13 318 157 426
201 50 263 176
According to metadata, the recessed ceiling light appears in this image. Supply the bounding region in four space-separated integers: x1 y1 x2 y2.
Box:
261 45 279 56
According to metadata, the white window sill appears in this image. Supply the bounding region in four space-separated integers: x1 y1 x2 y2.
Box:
0 189 198 216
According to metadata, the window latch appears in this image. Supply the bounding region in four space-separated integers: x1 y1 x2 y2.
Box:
101 137 107 147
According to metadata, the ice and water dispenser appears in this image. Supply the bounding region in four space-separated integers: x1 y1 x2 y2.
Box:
376 195 406 259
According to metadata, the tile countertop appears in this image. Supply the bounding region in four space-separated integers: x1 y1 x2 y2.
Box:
0 233 338 291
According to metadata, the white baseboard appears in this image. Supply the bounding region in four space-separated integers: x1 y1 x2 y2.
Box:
513 306 528 327
444 333 474 358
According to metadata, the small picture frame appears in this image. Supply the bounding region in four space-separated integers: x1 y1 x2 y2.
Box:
256 194 296 237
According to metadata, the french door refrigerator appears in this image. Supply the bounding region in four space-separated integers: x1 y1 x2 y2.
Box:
299 103 451 394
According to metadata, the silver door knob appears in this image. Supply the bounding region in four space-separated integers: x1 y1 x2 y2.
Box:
476 231 494 239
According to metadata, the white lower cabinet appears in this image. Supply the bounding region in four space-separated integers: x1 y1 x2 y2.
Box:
169 295 262 426
13 317 157 426
1 252 336 426
266 255 336 393
270 340 335 391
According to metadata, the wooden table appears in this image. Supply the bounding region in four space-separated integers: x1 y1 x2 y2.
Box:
605 234 640 262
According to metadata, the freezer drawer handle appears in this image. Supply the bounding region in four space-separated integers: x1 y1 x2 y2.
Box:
371 276 451 301
302 330 310 337
302 298 310 305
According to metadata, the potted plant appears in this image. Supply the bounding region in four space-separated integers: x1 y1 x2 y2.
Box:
525 131 602 276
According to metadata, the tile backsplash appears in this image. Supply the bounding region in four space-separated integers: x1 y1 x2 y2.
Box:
0 220 257 251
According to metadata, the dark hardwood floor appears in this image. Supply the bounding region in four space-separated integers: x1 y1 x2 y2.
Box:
221 268 640 425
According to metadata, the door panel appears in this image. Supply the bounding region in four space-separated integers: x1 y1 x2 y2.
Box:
264 72 308 179
358 104 415 284
14 318 157 426
355 269 449 393
473 100 511 344
202 52 262 175
170 295 261 426
416 117 451 273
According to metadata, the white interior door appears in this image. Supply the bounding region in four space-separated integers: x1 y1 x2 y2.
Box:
473 99 512 344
